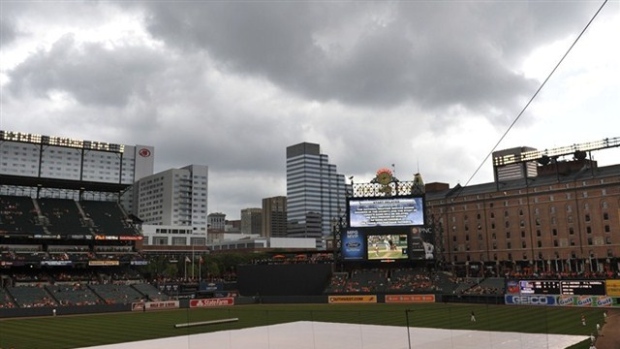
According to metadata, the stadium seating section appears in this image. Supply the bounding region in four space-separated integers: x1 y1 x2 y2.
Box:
0 195 140 238
0 195 44 236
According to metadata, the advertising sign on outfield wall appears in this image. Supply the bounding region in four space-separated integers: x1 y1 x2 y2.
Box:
189 298 235 308
505 295 618 307
132 300 180 311
504 295 557 306
385 294 435 303
606 280 620 297
328 295 377 304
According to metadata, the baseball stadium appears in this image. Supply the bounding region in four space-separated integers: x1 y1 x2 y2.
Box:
1 131 619 349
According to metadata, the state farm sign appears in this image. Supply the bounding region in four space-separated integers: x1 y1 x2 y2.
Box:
190 297 235 308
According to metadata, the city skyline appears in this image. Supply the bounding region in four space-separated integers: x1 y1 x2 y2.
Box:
2 2 618 220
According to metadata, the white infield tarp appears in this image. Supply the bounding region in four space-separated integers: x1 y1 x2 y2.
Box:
79 321 587 349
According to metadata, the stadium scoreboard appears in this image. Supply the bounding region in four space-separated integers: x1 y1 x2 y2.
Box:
518 280 560 295
510 279 607 296
560 280 606 296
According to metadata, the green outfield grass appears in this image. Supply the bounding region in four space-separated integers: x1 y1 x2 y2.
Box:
0 303 604 349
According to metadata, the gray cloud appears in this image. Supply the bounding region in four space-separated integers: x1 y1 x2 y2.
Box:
0 15 18 47
7 35 166 108
1 1 614 219
141 2 594 119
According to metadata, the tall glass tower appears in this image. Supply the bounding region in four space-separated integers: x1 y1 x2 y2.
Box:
286 142 347 246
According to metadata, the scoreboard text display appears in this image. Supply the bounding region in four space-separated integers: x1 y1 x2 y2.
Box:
508 279 607 296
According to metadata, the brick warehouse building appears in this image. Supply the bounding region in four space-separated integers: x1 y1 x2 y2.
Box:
425 139 620 276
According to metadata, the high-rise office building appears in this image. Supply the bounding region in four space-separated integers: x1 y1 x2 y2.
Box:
262 196 287 238
241 207 262 235
135 164 208 245
208 212 226 231
286 142 347 245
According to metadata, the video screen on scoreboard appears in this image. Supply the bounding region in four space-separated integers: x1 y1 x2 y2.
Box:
366 232 409 260
348 196 425 228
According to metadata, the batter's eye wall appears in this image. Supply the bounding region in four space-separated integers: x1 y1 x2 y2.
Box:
237 264 333 296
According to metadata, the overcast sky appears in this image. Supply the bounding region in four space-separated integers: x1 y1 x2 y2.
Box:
1 1 619 219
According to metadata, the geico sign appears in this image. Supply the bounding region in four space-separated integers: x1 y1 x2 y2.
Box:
507 295 555 305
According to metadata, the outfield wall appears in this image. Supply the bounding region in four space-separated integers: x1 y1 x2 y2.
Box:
504 294 620 307
0 304 128 318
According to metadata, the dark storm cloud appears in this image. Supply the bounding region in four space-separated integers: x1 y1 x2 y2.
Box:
6 35 166 108
0 15 19 47
140 1 595 117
